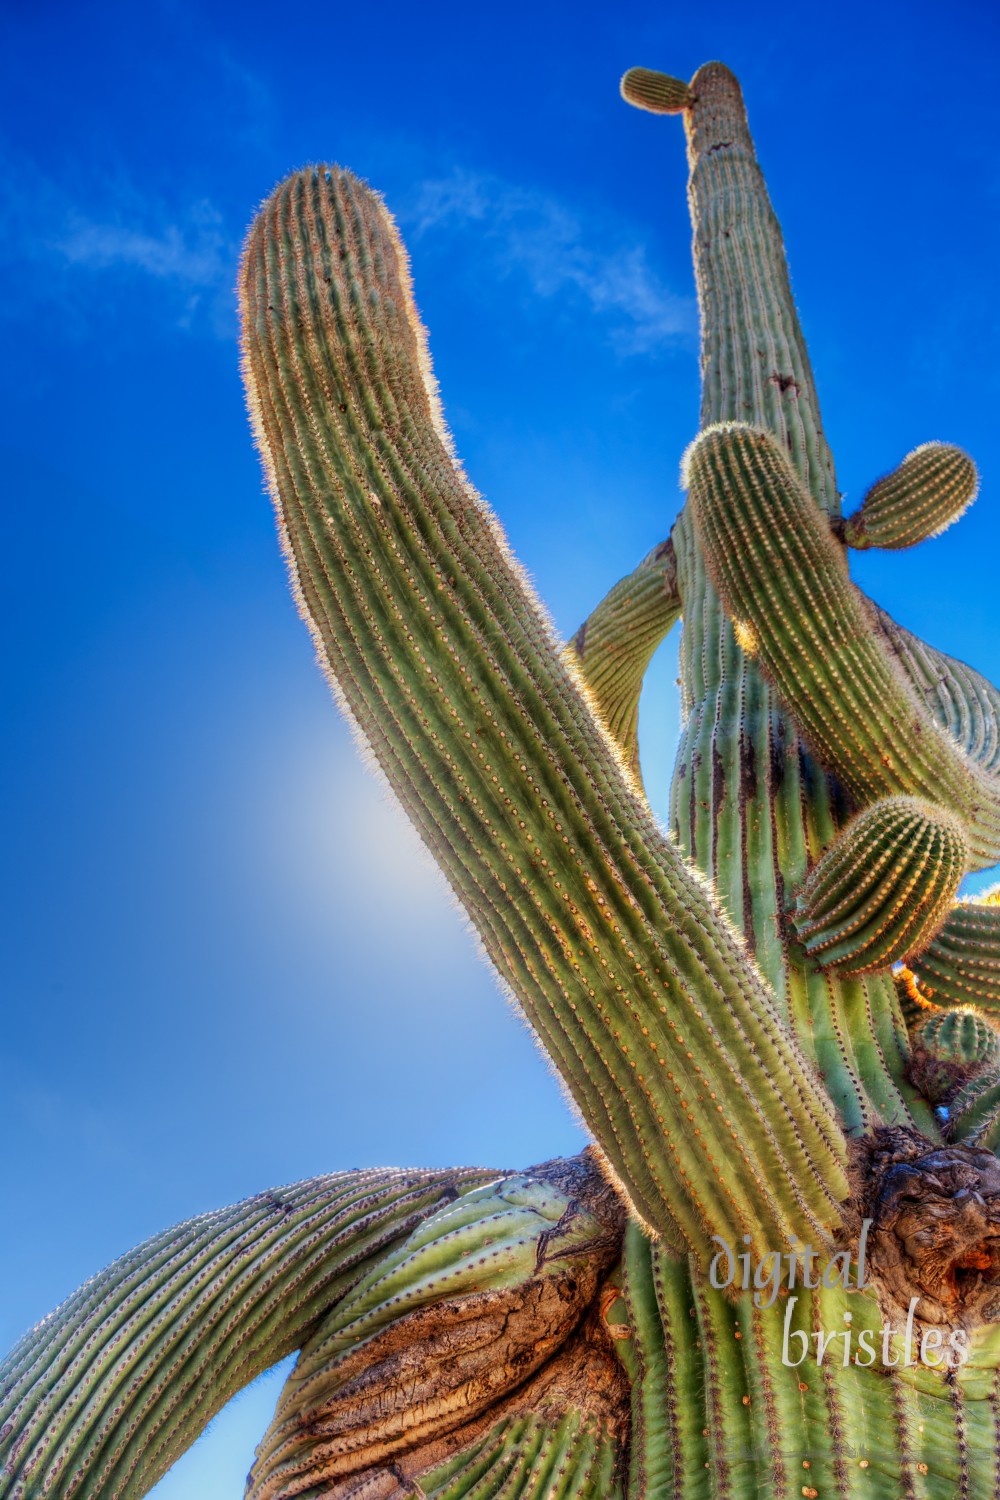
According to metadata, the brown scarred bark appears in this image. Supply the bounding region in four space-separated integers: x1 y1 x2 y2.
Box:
848 1128 1000 1330
320 1311 630 1499
247 1155 628 1500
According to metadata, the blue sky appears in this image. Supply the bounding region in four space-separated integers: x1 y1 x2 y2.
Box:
3 0 999 1491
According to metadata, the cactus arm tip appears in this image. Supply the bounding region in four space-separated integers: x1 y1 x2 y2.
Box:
620 67 693 114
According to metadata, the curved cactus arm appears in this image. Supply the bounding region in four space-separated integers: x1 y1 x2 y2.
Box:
911 892 1000 1013
876 606 1000 777
789 796 967 976
620 68 693 115
684 422 1000 871
0 1168 491 1500
238 168 849 1261
246 1163 624 1498
843 442 978 551
566 538 681 781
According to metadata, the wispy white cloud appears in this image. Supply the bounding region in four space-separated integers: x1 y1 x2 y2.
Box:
0 142 238 338
407 168 694 355
57 205 226 285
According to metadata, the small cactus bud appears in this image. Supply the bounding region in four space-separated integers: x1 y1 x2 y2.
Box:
620 67 693 114
910 1008 1000 1104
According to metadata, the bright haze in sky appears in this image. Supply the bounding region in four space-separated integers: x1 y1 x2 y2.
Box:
2 0 998 1491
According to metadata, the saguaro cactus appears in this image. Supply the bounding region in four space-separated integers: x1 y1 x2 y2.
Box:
4 58 1000 1500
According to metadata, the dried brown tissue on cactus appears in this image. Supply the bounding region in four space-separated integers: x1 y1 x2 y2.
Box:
4 55 1000 1500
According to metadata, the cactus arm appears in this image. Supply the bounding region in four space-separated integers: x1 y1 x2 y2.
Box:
0 1169 493 1500
620 68 693 115
790 797 967 975
908 1008 1000 1105
567 537 681 781
911 893 1000 1013
876 607 1000 777
239 166 849 1259
843 443 978 551
684 421 1000 873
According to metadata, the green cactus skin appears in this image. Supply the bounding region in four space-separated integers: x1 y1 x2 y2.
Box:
404 1410 625 1500
876 606 1000 776
912 891 1000 1013
947 1059 1000 1150
246 1168 624 1498
619 68 693 114
844 443 979 551
567 538 680 782
790 797 968 976
0 1169 494 1500
615 1220 1000 1500
667 64 933 1141
684 420 1000 872
238 161 848 1263
7 55 1000 1500
916 1008 1000 1070
909 1007 1000 1104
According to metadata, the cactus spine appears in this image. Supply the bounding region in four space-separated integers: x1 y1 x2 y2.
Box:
4 56 1000 1500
